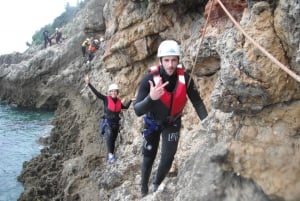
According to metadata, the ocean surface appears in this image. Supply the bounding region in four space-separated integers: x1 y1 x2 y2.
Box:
0 103 53 201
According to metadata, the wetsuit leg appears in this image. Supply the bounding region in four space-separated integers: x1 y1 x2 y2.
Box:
110 126 119 154
105 125 119 154
82 47 86 57
154 122 181 186
48 37 52 46
141 129 160 195
105 126 113 154
44 39 47 48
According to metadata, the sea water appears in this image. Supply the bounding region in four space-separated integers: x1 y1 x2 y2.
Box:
0 103 53 201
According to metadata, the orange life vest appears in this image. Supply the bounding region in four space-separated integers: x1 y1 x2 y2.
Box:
107 96 122 112
149 64 187 116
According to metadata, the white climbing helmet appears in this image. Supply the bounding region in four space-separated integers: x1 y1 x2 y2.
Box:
100 37 104 42
108 83 119 91
157 40 181 57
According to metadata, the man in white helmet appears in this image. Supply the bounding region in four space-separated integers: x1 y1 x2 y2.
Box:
134 40 208 197
84 74 133 163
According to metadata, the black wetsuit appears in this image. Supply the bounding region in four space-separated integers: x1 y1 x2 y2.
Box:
88 83 132 155
43 30 51 48
134 65 208 194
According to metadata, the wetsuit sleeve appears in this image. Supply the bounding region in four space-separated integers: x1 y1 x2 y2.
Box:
134 74 155 116
122 100 132 109
185 74 208 120
88 83 106 101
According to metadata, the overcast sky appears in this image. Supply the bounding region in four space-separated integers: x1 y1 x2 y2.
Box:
0 0 80 55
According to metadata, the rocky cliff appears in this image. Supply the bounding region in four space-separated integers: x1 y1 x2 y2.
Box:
0 0 299 201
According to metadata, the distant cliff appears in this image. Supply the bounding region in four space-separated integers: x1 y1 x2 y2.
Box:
0 0 299 201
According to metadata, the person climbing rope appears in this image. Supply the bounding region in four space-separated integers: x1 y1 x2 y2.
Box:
84 74 134 163
134 40 208 197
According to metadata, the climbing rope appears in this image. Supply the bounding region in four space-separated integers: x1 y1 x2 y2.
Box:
215 0 300 82
188 0 215 87
217 0 300 82
189 0 300 83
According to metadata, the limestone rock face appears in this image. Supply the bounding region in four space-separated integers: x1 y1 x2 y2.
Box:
274 0 300 70
211 1 299 113
0 0 299 201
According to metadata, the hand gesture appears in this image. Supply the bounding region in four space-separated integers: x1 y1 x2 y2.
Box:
201 117 209 130
148 78 169 100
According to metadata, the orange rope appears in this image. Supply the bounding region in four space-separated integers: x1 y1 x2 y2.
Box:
188 0 215 87
215 0 300 82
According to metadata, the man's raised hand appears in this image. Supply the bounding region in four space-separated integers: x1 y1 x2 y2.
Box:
148 78 169 100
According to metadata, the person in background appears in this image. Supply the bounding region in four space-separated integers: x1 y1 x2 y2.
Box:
53 27 62 44
87 39 100 63
133 40 208 197
81 38 90 57
43 29 51 48
84 74 133 163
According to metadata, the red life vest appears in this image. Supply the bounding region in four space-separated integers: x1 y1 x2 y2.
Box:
149 64 187 116
107 96 122 112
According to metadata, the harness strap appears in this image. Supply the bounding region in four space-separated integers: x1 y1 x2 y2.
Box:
143 116 160 136
100 118 120 135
